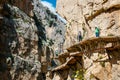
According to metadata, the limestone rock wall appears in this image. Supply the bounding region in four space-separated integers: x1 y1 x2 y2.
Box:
56 0 120 48
83 49 120 80
56 0 120 80
0 0 33 16
11 0 34 16
0 3 41 80
0 0 66 80
33 0 66 55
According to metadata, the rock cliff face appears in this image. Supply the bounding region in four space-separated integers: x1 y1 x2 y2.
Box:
56 0 120 80
57 0 120 48
0 0 65 80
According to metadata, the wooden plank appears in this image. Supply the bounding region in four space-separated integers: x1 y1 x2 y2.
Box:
69 50 83 57
67 36 120 53
52 63 69 71
67 57 76 64
52 57 76 71
53 36 120 71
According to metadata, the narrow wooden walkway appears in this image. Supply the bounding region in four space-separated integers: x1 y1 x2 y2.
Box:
53 57 76 71
52 36 120 71
67 36 120 53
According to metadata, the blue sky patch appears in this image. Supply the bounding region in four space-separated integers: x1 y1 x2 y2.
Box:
41 0 56 8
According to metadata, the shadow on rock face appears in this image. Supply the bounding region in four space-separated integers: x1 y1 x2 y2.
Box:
0 4 19 80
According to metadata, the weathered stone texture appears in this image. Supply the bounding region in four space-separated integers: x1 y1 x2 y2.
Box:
0 0 66 80
56 0 120 80
57 0 120 48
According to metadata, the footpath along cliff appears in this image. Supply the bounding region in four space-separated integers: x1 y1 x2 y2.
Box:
51 0 120 80
0 0 120 80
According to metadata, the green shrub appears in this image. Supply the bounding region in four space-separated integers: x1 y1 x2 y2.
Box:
90 74 95 79
100 62 105 67
46 9 50 14
24 19 29 22
74 69 85 80
99 56 103 59
56 30 62 35
49 19 54 27
53 22 57 26
49 39 54 46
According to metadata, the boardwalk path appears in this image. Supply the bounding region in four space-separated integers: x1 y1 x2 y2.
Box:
53 36 120 71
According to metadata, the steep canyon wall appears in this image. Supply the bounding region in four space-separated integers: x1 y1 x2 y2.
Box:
57 0 120 48
0 0 66 80
56 0 120 80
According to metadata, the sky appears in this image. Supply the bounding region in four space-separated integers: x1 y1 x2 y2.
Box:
41 0 66 23
41 0 56 12
41 0 56 8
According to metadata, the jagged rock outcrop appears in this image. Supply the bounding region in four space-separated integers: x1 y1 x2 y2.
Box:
57 0 120 49
33 0 66 54
55 0 120 80
0 0 65 80
52 36 120 80
33 0 66 75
